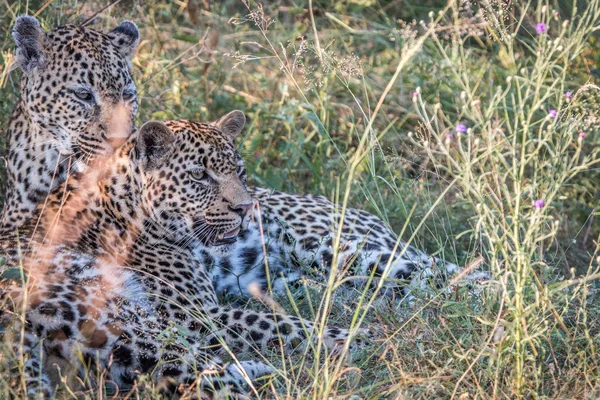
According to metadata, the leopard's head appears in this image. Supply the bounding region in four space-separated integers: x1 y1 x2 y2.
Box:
134 111 253 247
12 16 140 159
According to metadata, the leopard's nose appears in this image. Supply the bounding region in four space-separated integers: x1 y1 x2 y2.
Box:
229 202 253 216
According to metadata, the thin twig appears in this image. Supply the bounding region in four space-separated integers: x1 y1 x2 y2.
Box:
80 0 123 27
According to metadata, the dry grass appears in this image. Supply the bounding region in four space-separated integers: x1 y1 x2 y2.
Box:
0 0 599 398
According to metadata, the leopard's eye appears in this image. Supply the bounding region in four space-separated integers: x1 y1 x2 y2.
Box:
189 168 206 181
73 89 94 103
122 90 136 101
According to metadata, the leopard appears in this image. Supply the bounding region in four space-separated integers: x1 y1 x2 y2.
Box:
0 16 468 311
0 16 140 231
0 113 362 398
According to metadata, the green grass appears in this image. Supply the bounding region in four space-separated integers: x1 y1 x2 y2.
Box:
1 0 599 398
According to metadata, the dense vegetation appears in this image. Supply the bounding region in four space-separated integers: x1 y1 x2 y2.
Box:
0 0 598 398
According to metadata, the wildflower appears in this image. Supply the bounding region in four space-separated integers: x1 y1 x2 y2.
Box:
534 199 545 209
412 91 419 99
548 109 557 119
446 133 454 140
565 91 572 100
455 123 467 133
536 22 547 34
579 132 585 138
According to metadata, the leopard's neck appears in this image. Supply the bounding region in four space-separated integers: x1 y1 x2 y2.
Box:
0 100 73 230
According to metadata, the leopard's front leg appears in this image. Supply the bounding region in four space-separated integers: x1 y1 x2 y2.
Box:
6 322 54 399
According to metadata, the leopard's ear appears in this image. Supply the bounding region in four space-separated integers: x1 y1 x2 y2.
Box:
12 16 47 72
212 110 246 142
107 21 140 61
136 121 175 170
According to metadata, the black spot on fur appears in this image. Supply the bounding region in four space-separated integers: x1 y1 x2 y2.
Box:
245 314 259 326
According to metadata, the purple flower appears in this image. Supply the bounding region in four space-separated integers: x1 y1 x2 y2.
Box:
579 132 585 138
549 109 557 119
446 133 454 140
565 91 573 100
534 199 545 209
536 22 547 34
455 123 467 133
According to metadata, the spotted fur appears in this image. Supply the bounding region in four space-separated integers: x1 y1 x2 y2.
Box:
1 16 139 230
0 116 361 398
